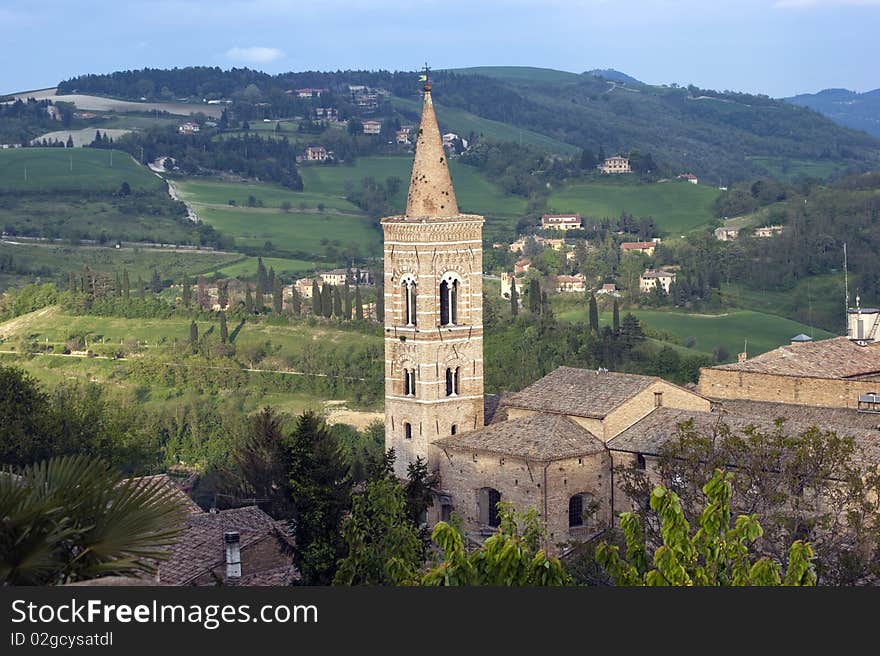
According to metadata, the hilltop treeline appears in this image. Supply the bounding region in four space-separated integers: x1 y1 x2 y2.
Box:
95 127 304 190
57 66 880 182
0 98 73 144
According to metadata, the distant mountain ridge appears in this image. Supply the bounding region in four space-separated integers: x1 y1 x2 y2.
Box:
785 87 880 138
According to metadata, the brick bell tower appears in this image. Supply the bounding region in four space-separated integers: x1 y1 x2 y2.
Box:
381 71 485 479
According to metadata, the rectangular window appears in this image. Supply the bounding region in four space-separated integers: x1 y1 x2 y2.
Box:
404 422 412 440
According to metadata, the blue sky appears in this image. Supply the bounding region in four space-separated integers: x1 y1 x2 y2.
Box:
1 0 877 97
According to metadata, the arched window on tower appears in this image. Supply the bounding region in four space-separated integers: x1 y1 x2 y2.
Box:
403 368 416 396
445 366 460 397
439 273 460 326
401 277 417 326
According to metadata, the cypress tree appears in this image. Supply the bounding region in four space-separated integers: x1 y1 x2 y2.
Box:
219 312 228 343
375 276 384 322
257 256 269 294
181 274 192 308
245 286 254 313
67 271 76 293
115 272 122 298
137 276 145 300
322 284 333 318
311 280 321 315
510 276 518 317
589 293 599 335
528 279 541 314
612 297 620 333
273 276 283 314
343 281 352 320
122 269 130 301
292 287 302 316
218 280 229 309
354 285 364 321
332 286 343 318
189 321 198 344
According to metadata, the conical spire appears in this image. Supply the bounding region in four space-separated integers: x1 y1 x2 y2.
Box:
405 80 459 218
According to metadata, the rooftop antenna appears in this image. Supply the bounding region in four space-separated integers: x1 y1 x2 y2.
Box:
844 242 849 336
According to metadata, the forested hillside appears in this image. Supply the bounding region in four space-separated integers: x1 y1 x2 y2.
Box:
56 66 880 183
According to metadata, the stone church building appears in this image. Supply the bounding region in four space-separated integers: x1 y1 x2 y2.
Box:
383 79 880 554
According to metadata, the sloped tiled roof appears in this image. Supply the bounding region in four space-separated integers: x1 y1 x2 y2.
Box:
709 336 880 379
607 406 880 467
435 413 605 462
124 474 202 516
501 366 659 419
158 506 293 586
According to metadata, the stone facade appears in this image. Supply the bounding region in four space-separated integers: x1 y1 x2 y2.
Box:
438 448 613 552
698 367 880 409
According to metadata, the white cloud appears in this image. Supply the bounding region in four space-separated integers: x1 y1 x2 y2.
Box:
225 46 285 64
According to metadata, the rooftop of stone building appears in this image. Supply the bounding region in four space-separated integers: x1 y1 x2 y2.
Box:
708 336 880 379
435 412 605 462
501 366 683 419
124 473 203 516
607 405 880 467
158 506 295 586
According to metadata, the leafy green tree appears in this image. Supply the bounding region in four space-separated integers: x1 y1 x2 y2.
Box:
510 276 518 317
150 270 162 294
588 292 599 335
0 455 185 585
354 285 364 321
596 469 817 586
272 276 283 314
219 312 228 343
333 466 423 586
288 411 353 585
422 504 571 586
618 313 645 350
0 366 51 467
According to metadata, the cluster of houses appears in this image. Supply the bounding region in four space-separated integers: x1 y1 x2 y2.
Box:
713 224 784 241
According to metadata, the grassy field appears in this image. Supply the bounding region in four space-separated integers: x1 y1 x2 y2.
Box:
214 255 319 278
722 275 845 333
556 305 835 358
391 96 577 154
549 178 721 235
0 148 162 192
747 156 846 182
196 206 380 256
299 155 527 218
173 178 364 213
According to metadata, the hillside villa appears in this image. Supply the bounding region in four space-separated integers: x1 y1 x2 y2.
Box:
542 214 582 230
555 274 587 293
599 156 631 174
305 146 329 161
754 225 784 238
714 226 740 241
515 259 532 274
362 120 382 135
620 241 657 256
678 173 699 184
640 269 676 293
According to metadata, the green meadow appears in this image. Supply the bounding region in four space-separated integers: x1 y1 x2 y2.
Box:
549 178 721 235
0 148 162 192
173 178 363 213
557 305 835 358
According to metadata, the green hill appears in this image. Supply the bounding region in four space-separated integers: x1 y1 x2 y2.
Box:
549 178 721 235
449 66 582 85
0 148 162 192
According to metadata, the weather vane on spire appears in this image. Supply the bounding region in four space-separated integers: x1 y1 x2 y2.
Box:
419 62 431 92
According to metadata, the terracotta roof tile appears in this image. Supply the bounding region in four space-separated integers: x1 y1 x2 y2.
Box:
124 474 202 516
435 413 605 461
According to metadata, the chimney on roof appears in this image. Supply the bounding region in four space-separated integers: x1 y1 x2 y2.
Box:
224 531 241 583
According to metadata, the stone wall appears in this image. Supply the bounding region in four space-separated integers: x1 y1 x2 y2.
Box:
699 368 880 409
438 448 613 553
